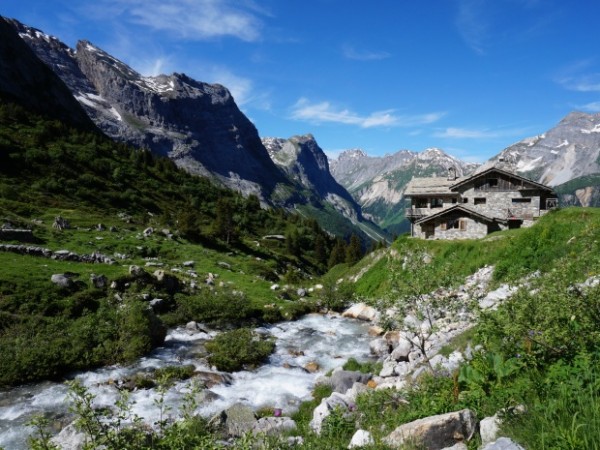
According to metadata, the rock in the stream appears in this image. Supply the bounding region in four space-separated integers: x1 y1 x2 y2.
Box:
342 303 379 321
383 408 476 450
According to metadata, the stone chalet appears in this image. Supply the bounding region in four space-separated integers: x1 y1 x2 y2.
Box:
404 166 558 239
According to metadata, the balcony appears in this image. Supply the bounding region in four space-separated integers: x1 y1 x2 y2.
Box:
405 208 427 220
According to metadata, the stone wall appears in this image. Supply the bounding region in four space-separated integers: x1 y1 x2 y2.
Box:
461 187 543 220
413 215 488 240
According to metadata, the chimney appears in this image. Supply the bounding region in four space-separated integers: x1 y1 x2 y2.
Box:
447 167 457 181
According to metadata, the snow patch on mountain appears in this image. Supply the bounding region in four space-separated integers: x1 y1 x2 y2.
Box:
581 123 600 134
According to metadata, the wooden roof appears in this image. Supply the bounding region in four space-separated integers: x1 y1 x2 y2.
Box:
449 167 554 192
415 204 497 225
404 176 465 196
405 166 555 197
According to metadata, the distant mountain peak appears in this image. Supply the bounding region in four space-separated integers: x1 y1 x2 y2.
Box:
337 149 368 161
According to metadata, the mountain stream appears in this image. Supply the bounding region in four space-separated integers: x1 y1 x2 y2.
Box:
0 313 373 449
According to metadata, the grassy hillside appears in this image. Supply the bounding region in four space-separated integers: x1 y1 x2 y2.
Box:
332 207 600 448
353 207 600 298
0 102 341 386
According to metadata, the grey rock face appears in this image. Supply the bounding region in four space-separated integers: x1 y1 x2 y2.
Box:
264 134 364 220
0 17 94 129
10 19 285 200
383 408 477 450
490 111 600 206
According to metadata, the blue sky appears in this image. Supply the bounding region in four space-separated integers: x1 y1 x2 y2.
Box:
2 0 600 162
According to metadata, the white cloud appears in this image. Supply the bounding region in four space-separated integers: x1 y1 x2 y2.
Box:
435 127 496 139
196 66 271 109
455 0 488 54
555 59 600 93
290 98 444 128
434 126 530 140
87 0 265 41
342 45 391 61
580 101 600 112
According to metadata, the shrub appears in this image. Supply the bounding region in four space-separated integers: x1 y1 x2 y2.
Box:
206 328 275 372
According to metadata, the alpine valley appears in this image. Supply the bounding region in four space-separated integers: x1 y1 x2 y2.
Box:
2 12 600 450
4 17 386 244
330 112 600 234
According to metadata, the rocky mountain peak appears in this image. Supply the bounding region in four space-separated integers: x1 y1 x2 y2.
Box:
336 149 368 161
9 20 286 199
493 111 600 187
0 17 94 129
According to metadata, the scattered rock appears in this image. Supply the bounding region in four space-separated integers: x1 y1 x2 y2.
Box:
480 414 501 446
297 288 307 297
270 284 280 291
153 270 180 294
143 227 154 237
52 216 70 231
252 416 297 436
310 392 354 434
182 260 195 267
441 444 468 450
50 422 87 450
383 409 476 450
348 429 374 448
481 437 525 450
209 403 257 437
51 273 74 289
149 298 167 313
368 325 385 336
90 273 108 289
218 261 232 270
330 370 371 394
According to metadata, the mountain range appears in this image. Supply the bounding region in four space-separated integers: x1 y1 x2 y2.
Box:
330 112 600 233
2 15 600 239
1 16 386 243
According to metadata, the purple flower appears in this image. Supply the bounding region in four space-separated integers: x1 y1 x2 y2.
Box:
273 408 282 417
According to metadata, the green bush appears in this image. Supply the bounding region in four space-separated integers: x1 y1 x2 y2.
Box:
205 328 275 372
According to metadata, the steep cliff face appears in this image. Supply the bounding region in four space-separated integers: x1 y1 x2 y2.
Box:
0 17 94 129
264 135 361 214
11 19 285 199
264 135 388 242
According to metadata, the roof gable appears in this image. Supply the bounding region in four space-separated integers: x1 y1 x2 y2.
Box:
415 204 495 225
449 167 554 192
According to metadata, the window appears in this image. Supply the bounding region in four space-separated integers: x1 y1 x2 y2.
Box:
431 198 443 208
512 198 532 203
474 197 486 205
446 219 459 229
440 222 447 231
488 178 499 188
463 198 469 203
459 219 467 231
